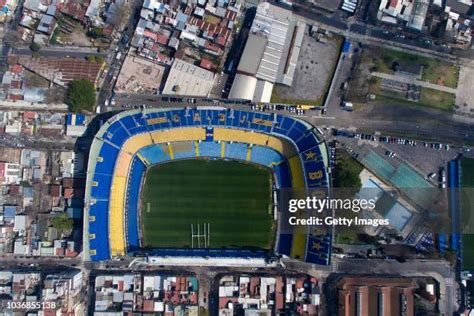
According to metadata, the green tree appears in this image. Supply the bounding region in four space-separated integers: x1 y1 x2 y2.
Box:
86 55 104 64
334 150 363 190
86 27 104 39
29 42 41 52
66 79 96 112
51 213 73 231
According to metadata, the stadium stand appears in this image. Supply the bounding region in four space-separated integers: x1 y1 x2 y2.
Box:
84 107 331 264
225 142 248 161
138 144 170 164
150 127 206 143
250 146 285 167
198 141 221 157
288 156 305 188
126 157 146 251
122 133 153 154
109 175 127 256
173 142 196 160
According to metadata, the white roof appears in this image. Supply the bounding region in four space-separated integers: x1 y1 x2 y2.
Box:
228 74 257 101
253 80 273 103
162 59 214 97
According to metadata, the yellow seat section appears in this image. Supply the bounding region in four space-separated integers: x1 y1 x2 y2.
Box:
109 175 127 256
114 151 133 177
150 127 205 143
214 128 295 157
266 137 296 157
289 156 305 188
214 128 268 146
122 133 153 155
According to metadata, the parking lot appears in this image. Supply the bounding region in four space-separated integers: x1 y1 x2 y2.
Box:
333 129 464 187
271 30 342 105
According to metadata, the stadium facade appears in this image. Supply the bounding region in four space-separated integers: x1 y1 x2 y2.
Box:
83 107 332 264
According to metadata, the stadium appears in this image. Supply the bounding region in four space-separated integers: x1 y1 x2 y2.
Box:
83 107 332 265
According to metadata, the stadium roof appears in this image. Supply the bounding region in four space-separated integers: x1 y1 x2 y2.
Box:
236 34 267 76
162 59 214 97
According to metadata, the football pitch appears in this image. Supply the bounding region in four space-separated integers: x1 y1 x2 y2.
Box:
140 159 274 249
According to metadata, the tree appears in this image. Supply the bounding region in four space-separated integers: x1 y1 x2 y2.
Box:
29 42 41 52
334 150 363 190
86 27 104 39
51 214 73 232
66 79 96 112
86 55 104 65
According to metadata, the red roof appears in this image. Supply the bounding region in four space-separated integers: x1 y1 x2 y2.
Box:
225 10 237 21
64 188 74 199
156 34 169 45
23 111 37 120
143 30 158 41
50 184 61 197
8 94 23 101
143 300 154 312
199 58 214 70
217 35 227 47
10 64 23 74
389 0 398 8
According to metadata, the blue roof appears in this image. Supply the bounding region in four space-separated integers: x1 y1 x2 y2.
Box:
342 40 351 53
23 187 33 198
3 205 16 218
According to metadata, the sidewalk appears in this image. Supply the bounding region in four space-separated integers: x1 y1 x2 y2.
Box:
372 71 457 94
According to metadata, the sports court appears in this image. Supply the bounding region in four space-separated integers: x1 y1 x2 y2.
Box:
140 159 274 249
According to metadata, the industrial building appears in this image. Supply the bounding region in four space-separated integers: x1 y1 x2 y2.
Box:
229 2 305 103
162 59 215 97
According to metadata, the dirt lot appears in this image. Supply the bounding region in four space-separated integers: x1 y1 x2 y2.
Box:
271 31 342 105
0 147 21 163
455 66 474 115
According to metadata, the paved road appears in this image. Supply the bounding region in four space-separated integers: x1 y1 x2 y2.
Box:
372 72 458 94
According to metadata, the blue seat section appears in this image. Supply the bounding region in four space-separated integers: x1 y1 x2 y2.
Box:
250 145 284 166
126 157 146 251
225 142 248 161
288 122 305 141
139 145 169 164
250 112 273 133
272 161 292 188
296 133 319 153
305 234 331 265
122 114 149 134
205 127 214 141
304 160 328 188
89 200 110 261
146 248 267 258
91 174 112 200
199 141 221 157
95 142 120 175
103 121 130 147
278 234 293 256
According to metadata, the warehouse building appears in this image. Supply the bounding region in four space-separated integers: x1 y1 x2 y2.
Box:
162 59 215 97
229 2 305 103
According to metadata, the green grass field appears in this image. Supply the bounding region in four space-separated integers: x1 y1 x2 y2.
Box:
140 159 274 249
